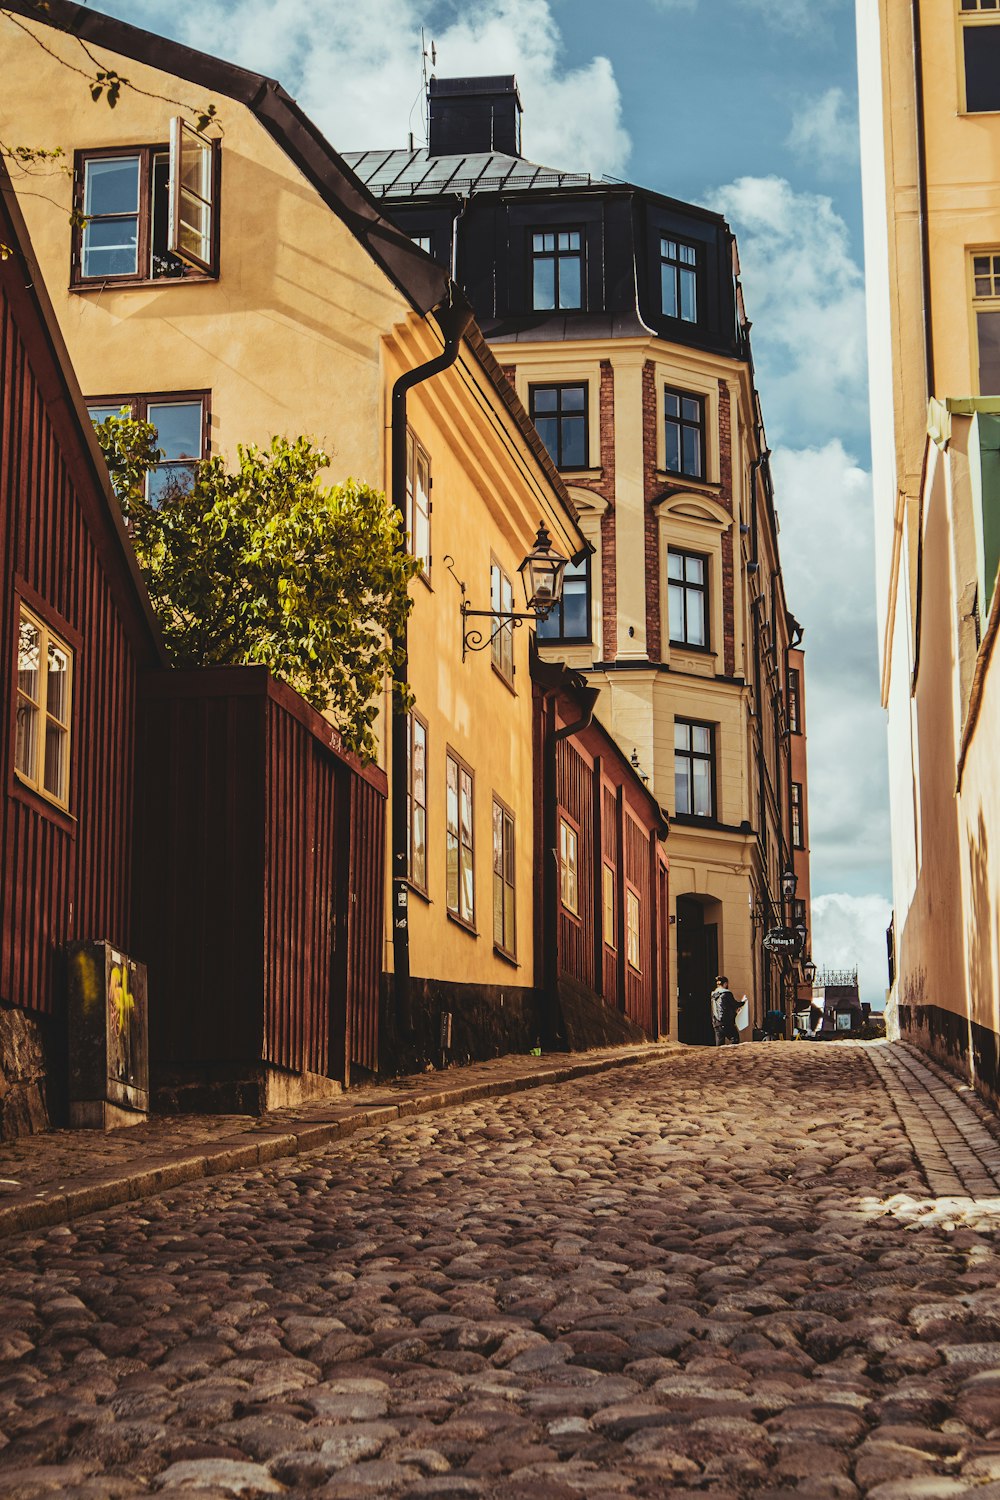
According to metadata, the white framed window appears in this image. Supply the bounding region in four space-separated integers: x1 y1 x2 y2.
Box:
490 560 515 682
971 250 1000 393
559 817 579 914
406 431 432 575
603 863 616 949
14 604 73 810
626 888 641 971
406 711 428 892
492 798 516 958
446 750 475 928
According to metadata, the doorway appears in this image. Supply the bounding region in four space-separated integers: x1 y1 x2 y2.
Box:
677 896 718 1046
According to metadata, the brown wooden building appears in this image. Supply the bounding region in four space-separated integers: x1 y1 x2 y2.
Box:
0 163 389 1132
533 654 670 1049
0 164 165 1134
135 668 386 1110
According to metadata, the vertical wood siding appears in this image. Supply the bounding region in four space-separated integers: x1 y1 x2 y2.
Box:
624 811 653 1034
0 279 145 1022
136 670 385 1084
556 739 594 992
601 783 619 1004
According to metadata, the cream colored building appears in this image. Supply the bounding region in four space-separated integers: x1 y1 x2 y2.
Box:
348 79 811 1038
859 0 1000 1094
0 0 587 1071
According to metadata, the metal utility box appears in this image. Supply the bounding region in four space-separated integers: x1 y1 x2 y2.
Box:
66 941 149 1128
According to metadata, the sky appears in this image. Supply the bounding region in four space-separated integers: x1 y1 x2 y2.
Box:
100 0 891 1002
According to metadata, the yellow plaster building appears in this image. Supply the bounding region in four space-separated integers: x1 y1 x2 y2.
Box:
859 0 1000 1093
0 0 588 1074
347 81 810 1039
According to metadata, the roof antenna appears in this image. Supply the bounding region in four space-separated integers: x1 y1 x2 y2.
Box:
421 27 437 139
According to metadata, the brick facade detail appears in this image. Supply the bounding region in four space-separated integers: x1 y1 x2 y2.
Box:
597 361 617 662
718 379 736 678
642 361 661 662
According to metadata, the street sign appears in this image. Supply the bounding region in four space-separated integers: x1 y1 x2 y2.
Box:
763 927 802 955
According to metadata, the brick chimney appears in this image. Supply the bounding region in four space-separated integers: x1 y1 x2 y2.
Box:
427 76 523 158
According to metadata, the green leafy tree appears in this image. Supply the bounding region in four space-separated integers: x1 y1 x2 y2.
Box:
96 414 418 762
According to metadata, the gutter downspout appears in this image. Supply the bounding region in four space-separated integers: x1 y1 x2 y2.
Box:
912 0 934 398
910 0 932 694
390 291 475 1036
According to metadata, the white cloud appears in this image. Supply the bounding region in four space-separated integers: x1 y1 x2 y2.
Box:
647 0 833 36
772 440 889 895
811 893 892 1006
119 0 630 176
708 175 868 448
786 88 859 178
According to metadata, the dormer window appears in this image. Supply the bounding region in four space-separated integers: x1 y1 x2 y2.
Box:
660 238 698 323
531 229 583 310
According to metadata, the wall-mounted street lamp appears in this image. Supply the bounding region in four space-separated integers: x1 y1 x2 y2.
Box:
802 956 818 986
445 522 569 661
780 865 798 903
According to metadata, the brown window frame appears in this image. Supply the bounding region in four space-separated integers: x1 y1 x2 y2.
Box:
87 390 210 503
72 139 220 289
446 748 476 931
406 710 428 894
492 795 517 960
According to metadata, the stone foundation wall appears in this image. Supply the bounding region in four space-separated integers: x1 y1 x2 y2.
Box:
898 1002 1000 1111
378 976 548 1078
0 1004 52 1139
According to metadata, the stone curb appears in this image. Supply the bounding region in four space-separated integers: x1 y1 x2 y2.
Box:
0 1044 675 1241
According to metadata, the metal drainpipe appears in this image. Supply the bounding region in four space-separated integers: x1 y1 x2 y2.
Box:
390 292 475 1035
912 0 934 397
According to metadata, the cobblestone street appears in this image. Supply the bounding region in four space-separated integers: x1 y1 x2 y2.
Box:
3 1043 1000 1499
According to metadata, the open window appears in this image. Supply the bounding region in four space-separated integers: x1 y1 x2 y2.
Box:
74 121 218 287
169 118 216 273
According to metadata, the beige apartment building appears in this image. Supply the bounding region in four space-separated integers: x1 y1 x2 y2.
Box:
347 77 813 1038
859 0 1000 1095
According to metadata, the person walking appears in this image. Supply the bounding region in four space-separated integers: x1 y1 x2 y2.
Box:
710 975 741 1046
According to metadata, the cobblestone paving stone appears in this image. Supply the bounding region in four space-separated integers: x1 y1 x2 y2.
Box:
867 1043 1000 1199
2 1043 1000 1498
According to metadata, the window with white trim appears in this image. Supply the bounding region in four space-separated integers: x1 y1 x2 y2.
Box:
559 817 579 914
14 605 73 810
492 798 516 958
406 711 428 891
626 888 641 971
406 431 432 574
446 751 475 927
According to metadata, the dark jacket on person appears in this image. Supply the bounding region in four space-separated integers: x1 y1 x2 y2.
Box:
710 986 738 1023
